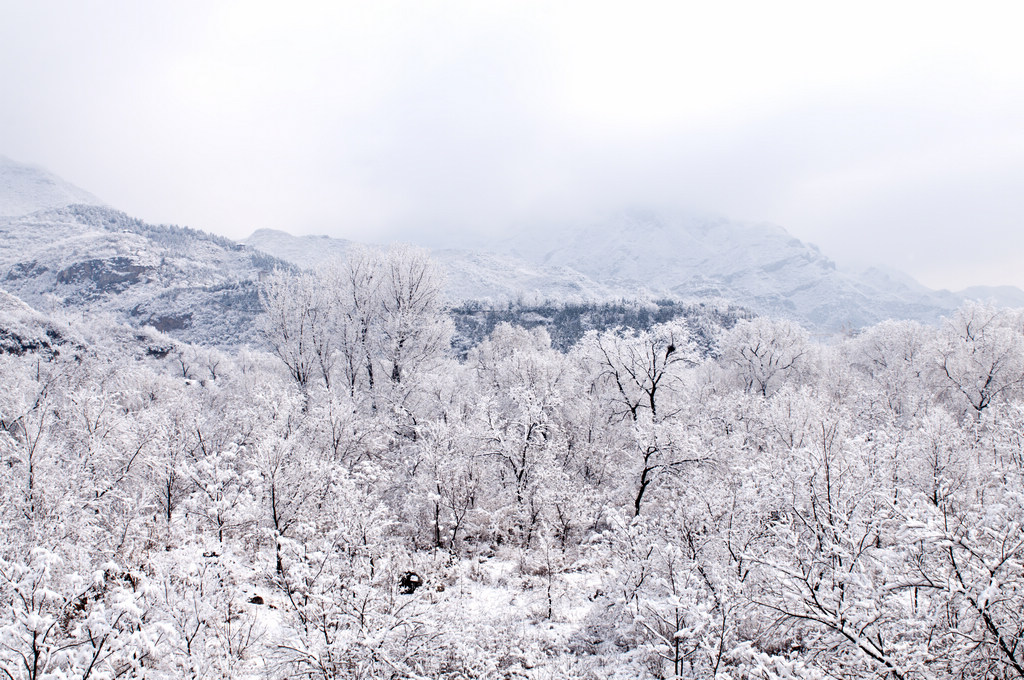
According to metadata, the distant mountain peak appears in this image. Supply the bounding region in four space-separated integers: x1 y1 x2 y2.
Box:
5 159 1024 338
0 155 104 218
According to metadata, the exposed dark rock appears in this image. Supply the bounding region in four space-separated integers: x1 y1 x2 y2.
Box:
56 257 153 296
5 261 48 281
146 314 192 332
399 571 423 594
145 344 173 359
0 327 60 357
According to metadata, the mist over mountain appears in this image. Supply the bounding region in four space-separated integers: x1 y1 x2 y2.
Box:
244 229 618 304
246 210 1024 333
0 158 292 345
1 156 1022 346
0 204 287 346
0 155 104 217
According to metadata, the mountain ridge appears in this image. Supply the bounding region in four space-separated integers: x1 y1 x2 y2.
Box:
246 214 1024 331
2 156 1022 343
0 155 104 217
0 203 290 346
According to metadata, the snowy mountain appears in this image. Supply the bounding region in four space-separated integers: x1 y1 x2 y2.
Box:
0 155 104 217
0 284 184 362
246 211 1024 331
3 156 1022 342
0 204 289 346
245 228 616 303
482 209 1024 330
953 284 1024 309
244 228 357 265
0 286 72 356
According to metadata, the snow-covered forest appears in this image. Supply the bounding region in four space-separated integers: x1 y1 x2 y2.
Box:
3 245 1024 679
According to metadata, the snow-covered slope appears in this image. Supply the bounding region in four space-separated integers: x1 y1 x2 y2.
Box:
4 157 1023 339
0 285 190 362
0 286 73 356
246 210 1024 331
245 228 357 265
244 229 616 303
952 285 1024 309
0 205 290 346
0 156 104 217
432 248 614 302
485 209 1022 330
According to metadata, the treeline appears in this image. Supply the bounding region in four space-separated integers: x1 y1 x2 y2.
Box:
449 298 750 355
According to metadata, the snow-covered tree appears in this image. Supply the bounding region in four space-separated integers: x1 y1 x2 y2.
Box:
934 302 1024 418
720 316 810 397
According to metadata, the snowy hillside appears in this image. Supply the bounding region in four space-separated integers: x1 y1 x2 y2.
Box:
244 229 616 303
247 211 1024 331
486 209 1023 330
0 205 289 346
244 228 358 265
0 155 104 216
0 286 72 356
3 157 1022 342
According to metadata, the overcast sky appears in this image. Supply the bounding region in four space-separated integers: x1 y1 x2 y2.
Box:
2 1 1023 290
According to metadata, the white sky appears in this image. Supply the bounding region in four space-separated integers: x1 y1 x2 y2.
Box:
2 1 1023 290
